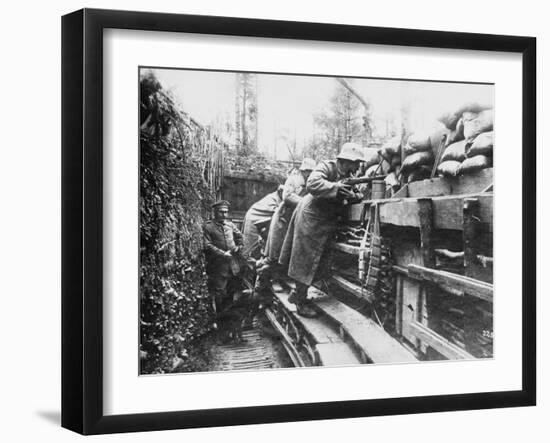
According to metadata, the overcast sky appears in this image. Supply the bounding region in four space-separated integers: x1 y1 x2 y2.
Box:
149 68 493 160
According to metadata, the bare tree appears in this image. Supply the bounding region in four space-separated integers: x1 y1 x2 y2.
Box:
304 80 373 161
234 73 259 155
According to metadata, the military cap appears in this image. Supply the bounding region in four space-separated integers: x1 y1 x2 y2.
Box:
211 200 230 209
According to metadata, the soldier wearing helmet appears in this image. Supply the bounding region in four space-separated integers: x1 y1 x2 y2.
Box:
279 143 365 317
262 157 316 267
252 158 317 305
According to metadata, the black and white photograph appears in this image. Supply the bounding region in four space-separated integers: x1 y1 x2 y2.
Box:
1 0 546 439
139 67 494 375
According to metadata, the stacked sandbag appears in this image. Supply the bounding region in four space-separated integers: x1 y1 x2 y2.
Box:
379 135 401 159
403 132 432 155
460 117 493 174
438 102 491 131
437 103 492 149
389 154 401 176
459 155 492 174
400 132 435 182
463 110 493 141
357 146 389 181
363 147 381 169
437 140 467 177
435 104 494 178
364 159 391 178
467 130 493 157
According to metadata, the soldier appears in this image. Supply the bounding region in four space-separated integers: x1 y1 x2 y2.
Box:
252 158 316 309
263 158 316 268
279 143 365 317
241 185 284 260
203 200 244 313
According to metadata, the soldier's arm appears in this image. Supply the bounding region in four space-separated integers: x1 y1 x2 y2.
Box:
282 173 304 207
306 163 340 200
203 225 226 256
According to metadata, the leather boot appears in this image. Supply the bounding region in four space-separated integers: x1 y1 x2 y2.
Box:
288 284 319 318
296 302 318 318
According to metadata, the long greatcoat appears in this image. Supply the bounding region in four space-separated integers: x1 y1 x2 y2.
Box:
242 189 282 259
203 219 244 278
203 219 244 311
279 160 346 286
264 169 307 262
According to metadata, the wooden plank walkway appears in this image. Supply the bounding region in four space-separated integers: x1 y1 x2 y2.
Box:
270 285 361 366
213 328 278 371
309 288 418 364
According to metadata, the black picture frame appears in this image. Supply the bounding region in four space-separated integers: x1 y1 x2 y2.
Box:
62 8 536 435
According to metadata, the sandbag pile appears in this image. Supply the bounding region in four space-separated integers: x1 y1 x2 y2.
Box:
436 104 494 177
376 136 401 176
400 131 435 183
359 139 399 179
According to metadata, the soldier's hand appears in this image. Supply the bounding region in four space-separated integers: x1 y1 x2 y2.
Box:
337 183 355 199
223 250 232 258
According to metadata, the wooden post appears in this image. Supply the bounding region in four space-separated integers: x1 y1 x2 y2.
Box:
463 198 480 272
395 275 403 336
416 198 434 353
418 198 435 268
462 197 489 357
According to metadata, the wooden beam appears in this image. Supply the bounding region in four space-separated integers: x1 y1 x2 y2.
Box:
416 198 434 352
334 242 361 255
408 177 451 198
330 275 374 303
435 248 464 260
385 168 493 199
407 264 493 303
393 184 409 198
336 78 370 109
418 199 435 268
348 194 493 232
409 321 474 360
463 198 480 270
451 168 493 195
395 275 404 336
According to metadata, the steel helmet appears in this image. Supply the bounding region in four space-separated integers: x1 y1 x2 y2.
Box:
337 142 365 162
299 157 316 171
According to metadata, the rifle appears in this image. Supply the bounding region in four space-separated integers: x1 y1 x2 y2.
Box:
340 175 386 186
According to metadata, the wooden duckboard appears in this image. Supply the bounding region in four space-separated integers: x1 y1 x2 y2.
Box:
316 343 361 367
272 286 342 345
309 288 417 364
